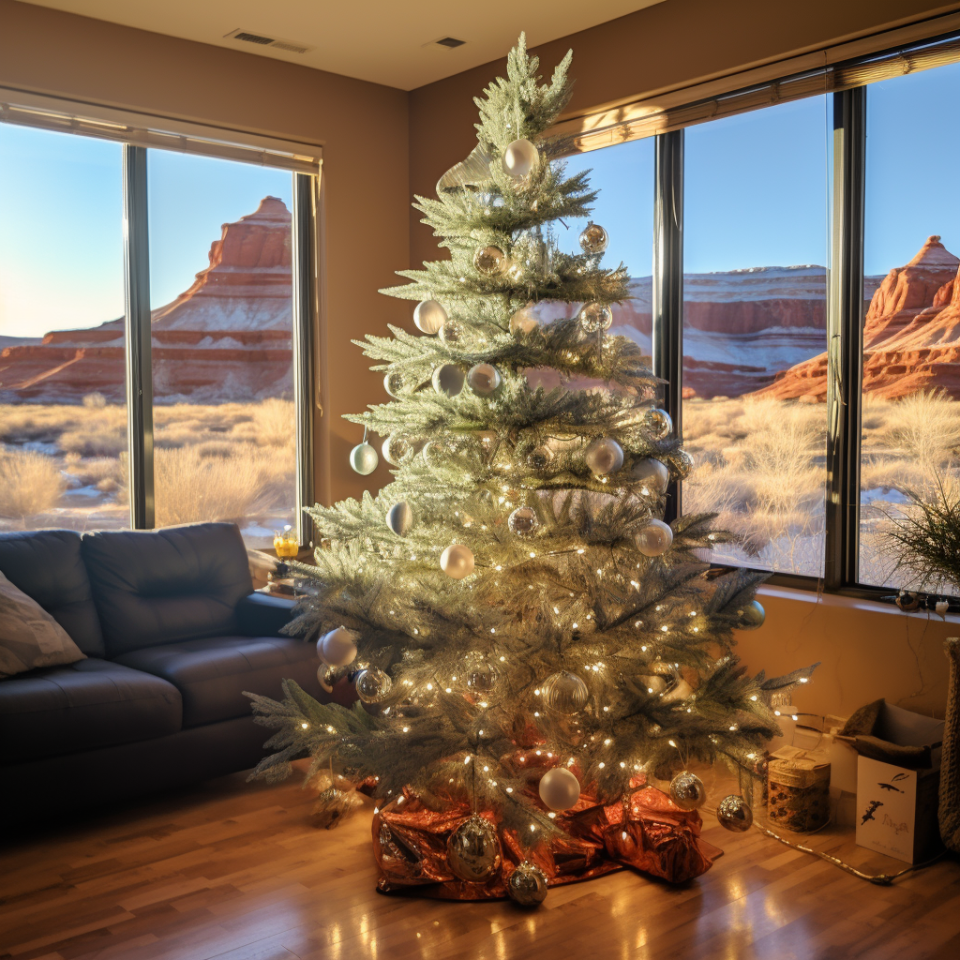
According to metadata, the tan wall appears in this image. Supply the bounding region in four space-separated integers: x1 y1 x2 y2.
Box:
0 0 409 507
408 0 960 718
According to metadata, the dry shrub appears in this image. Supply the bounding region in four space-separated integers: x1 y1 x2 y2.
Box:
235 398 295 449
0 449 66 520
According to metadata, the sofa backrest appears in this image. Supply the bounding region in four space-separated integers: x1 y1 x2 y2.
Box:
81 522 254 657
0 530 106 657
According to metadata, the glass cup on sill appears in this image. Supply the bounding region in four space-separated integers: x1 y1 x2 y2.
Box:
274 524 299 558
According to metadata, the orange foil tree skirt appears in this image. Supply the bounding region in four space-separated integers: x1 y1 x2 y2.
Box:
371 781 721 901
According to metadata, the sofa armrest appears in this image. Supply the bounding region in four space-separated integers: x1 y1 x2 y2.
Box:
235 591 298 638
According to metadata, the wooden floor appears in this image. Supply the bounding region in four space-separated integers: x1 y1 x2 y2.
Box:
3 763 960 960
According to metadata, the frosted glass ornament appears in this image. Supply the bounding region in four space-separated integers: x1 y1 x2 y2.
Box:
433 364 465 397
474 245 508 277
508 506 539 538
585 437 624 475
439 318 465 346
645 408 673 440
635 519 673 557
510 304 540 335
386 501 413 537
716 794 753 832
631 458 670 495
317 626 358 667
383 370 407 399
541 671 589 715
670 772 706 811
349 442 378 476
579 221 609 255
381 434 410 466
507 861 548 906
355 667 392 703
501 138 539 179
467 363 501 396
538 767 581 811
441 543 474 579
737 600 765 630
413 299 447 335
578 301 613 333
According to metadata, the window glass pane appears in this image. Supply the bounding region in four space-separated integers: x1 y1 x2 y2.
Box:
859 62 960 591
682 98 829 576
0 124 126 532
147 151 296 549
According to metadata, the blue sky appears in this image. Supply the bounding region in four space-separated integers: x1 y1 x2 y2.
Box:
1 61 958 339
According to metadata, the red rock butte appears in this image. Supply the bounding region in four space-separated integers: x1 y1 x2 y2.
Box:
0 197 294 404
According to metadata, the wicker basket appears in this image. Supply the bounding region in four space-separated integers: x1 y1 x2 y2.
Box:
768 756 830 832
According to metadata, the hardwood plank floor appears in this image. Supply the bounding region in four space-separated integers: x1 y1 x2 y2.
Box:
2 762 959 960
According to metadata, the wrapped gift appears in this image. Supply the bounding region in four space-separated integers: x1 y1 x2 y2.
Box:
767 745 831 832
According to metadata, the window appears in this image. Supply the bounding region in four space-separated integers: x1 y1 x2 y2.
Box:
0 125 126 533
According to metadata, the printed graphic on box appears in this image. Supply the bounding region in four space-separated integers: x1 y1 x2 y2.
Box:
856 758 917 863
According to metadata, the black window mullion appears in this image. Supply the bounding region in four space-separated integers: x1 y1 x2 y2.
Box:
652 130 685 524
825 88 866 590
121 144 154 529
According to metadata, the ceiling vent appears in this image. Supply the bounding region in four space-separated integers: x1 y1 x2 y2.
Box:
225 28 314 55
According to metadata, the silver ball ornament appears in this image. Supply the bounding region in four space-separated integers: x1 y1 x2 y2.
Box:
433 364 465 397
386 501 413 537
507 861 548 906
381 434 411 466
349 442 378 476
474 245 508 277
541 671 589 716
538 767 581 811
501 138 539 180
441 543 474 579
467 363 501 396
716 794 753 832
439 318 465 346
508 506 539 538
510 304 540 335
636 519 673 557
579 301 613 333
383 370 407 399
672 449 695 480
645 407 673 439
466 659 499 695
317 626 359 667
585 437 624 475
670 771 707 811
631 458 670 495
447 815 502 882
413 299 447 335
355 667 392 703
737 600 765 630
579 221 609 255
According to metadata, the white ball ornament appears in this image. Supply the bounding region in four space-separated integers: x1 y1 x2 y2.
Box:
539 767 581 811
349 442 378 476
386 501 413 537
636 519 674 557
585 437 624 475
631 458 670 495
467 363 501 396
502 138 539 180
317 626 359 667
433 364 465 397
413 299 447 335
441 544 474 579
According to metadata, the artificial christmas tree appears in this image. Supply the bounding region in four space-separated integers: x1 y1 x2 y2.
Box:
246 35 814 903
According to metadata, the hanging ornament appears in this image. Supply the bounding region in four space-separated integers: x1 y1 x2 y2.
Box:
631 458 670 495
635 519 673 557
579 221 609 255
317 626 359 667
737 600 765 630
507 861 548 906
541 671 589 715
386 501 413 537
467 363 502 396
433 364 465 397
510 303 540 335
441 543 475 579
716 794 753 832
645 408 673 440
508 505 540 538
937 599 950 619
316 664 336 692
669 771 707 811
474 245 508 277
447 815 502 882
413 299 447 335
466 659 499 695
671 449 695 480
660 677 694 704
585 437 624 475
501 138 539 180
526 443 555 473
538 767 581 811
579 301 613 333
439 318 465 346
381 433 410 466
639 660 679 696
349 427 379 476
383 370 407 399
355 667 392 703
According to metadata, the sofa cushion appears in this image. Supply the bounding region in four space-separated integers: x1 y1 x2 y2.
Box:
114 635 322 727
0 659 182 763
82 523 254 657
0 530 105 657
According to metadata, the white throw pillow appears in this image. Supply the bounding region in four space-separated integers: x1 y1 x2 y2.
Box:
0 569 86 678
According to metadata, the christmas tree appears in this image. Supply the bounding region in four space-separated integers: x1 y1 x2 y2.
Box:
247 36 814 905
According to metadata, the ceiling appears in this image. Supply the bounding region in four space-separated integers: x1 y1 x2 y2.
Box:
20 1 666 90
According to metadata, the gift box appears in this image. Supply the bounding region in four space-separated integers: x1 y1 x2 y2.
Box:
767 745 831 832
